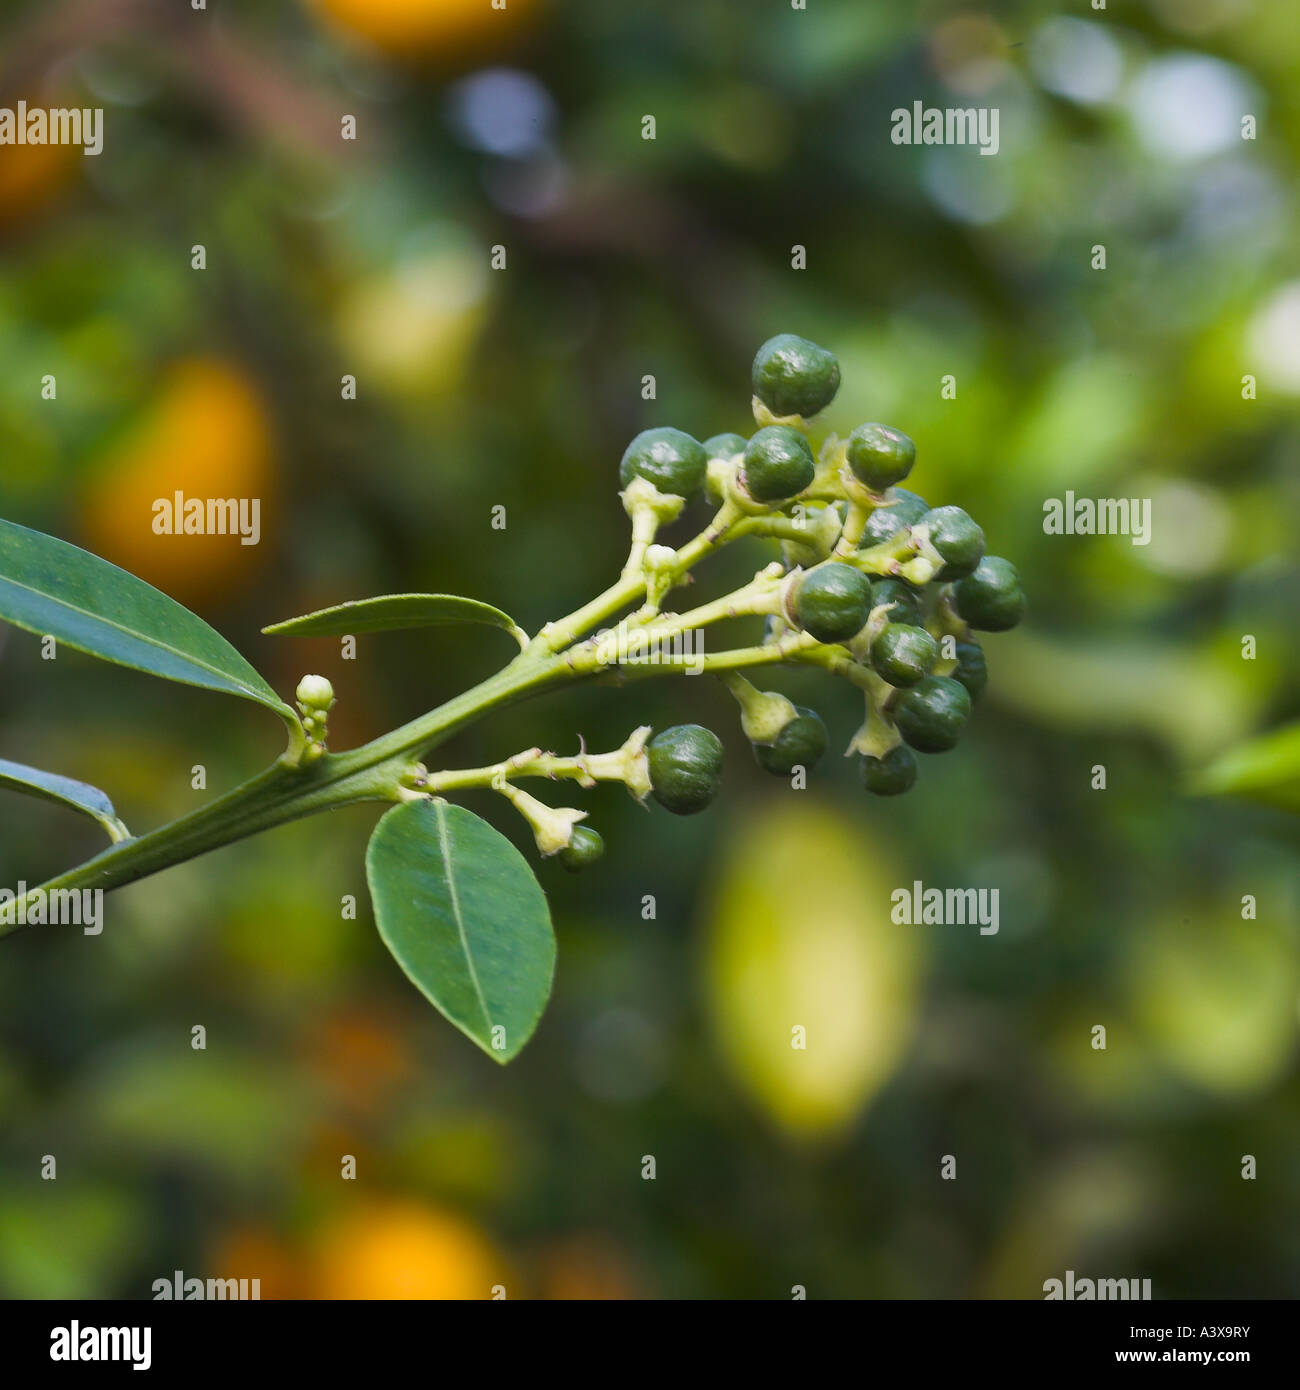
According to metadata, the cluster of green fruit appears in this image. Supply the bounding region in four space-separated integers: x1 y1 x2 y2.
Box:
617 334 1025 816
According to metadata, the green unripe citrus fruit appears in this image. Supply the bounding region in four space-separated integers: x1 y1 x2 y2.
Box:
703 432 747 461
870 622 939 687
894 675 972 753
869 577 923 626
921 505 985 580
951 640 987 703
953 556 1026 632
753 705 827 775
558 825 605 872
751 334 840 419
860 488 930 547
619 426 708 499
790 562 873 644
860 744 918 796
846 422 916 492
647 724 724 815
742 425 816 503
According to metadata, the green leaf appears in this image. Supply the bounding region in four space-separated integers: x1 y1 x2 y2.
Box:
263 593 527 647
365 799 555 1064
1191 722 1300 814
0 518 293 721
0 757 130 842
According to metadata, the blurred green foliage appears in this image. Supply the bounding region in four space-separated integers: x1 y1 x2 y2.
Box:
0 0 1297 1298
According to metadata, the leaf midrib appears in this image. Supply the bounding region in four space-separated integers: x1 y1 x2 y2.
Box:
435 799 493 1034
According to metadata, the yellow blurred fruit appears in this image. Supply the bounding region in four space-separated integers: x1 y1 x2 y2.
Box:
1126 910 1298 1096
79 358 277 606
337 247 489 398
312 1201 504 1299
307 0 536 58
705 799 924 1137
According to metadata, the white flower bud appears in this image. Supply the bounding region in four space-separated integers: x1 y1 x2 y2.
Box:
295 675 335 711
498 784 587 856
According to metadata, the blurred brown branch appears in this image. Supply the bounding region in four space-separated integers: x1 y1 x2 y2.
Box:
0 0 344 157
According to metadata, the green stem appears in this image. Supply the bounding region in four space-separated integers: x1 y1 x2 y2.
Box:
528 501 756 656
530 573 645 655
599 631 820 677
851 528 922 577
1 501 825 935
0 649 576 935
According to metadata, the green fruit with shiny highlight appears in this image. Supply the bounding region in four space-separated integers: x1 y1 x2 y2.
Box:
921 505 985 580
871 623 938 687
647 724 724 815
703 432 748 462
953 556 1026 632
846 423 916 492
869 577 923 626
751 334 840 419
861 489 930 547
753 706 827 775
860 744 918 796
791 562 873 644
558 826 605 872
618 427 708 499
951 640 987 703
742 425 816 503
894 676 972 754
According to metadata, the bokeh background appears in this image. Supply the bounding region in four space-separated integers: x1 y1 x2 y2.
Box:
1 0 1298 1299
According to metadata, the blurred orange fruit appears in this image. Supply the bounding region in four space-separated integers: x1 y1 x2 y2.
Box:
304 1009 413 1115
207 1226 305 1300
0 136 77 229
307 0 536 58
312 1200 504 1299
0 94 80 230
541 1237 640 1300
79 358 277 606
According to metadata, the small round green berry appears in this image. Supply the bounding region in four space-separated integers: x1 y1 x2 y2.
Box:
894 675 972 754
951 640 987 703
870 623 939 688
790 562 873 644
742 425 816 503
846 423 916 492
869 577 923 626
647 724 724 815
753 706 827 776
558 825 605 873
953 556 1026 632
860 744 918 796
703 432 748 461
751 334 840 419
921 505 985 580
619 427 707 499
861 489 930 547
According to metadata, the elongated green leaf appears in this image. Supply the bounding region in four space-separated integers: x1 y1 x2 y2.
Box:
0 519 292 720
0 757 130 842
365 799 555 1063
1192 722 1300 814
263 593 526 646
